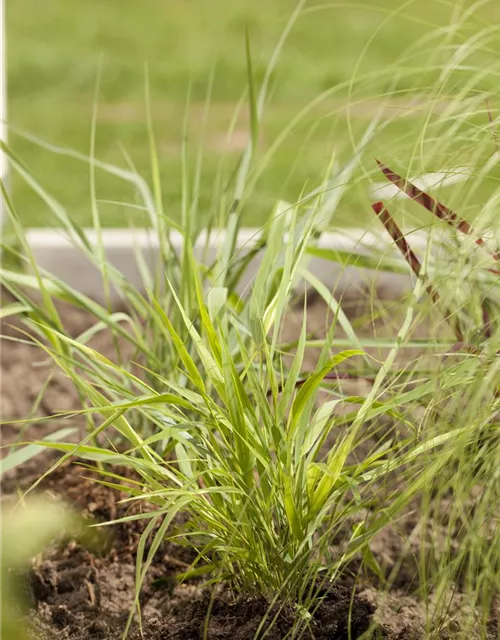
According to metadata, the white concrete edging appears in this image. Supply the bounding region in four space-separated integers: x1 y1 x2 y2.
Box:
0 0 6 215
25 227 427 304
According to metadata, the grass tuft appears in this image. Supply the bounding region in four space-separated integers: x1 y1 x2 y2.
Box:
3 6 500 637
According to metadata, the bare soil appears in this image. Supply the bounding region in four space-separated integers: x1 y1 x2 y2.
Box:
1 295 499 639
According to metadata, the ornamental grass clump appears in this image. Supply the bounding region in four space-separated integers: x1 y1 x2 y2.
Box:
3 8 500 636
359 156 500 634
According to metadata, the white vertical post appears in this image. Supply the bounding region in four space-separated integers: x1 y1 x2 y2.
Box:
0 0 6 224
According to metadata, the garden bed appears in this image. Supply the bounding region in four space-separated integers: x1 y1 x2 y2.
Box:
2 297 499 640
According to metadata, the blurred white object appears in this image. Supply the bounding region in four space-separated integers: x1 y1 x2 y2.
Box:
25 227 428 304
369 167 469 201
0 0 6 224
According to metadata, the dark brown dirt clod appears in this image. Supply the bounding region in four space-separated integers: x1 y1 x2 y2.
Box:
128 587 375 640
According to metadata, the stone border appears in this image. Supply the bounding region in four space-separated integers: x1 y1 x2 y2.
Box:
0 0 6 206
25 227 426 303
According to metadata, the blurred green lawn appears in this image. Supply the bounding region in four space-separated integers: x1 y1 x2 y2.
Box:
7 0 500 229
